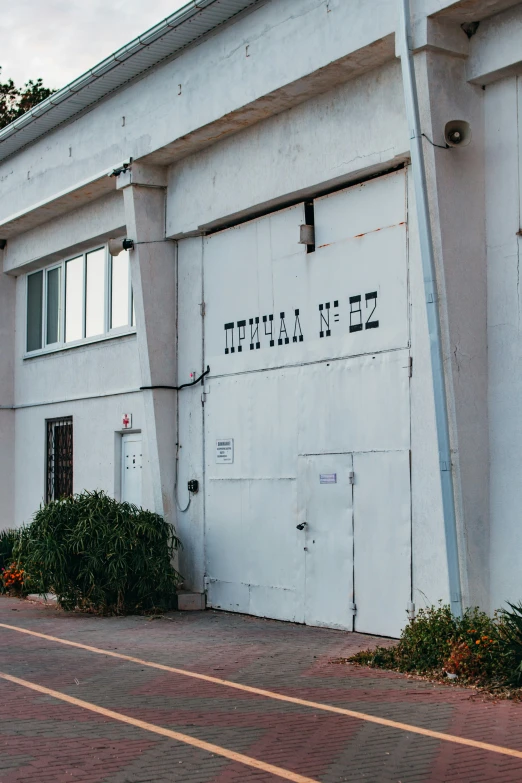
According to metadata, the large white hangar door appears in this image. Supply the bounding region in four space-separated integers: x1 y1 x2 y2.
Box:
202 170 411 636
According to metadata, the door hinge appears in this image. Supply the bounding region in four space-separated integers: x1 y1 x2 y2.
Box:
348 471 355 485
349 602 357 615
407 356 413 377
199 301 206 317
203 576 210 590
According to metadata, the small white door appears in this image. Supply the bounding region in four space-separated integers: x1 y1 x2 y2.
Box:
121 433 142 507
298 454 354 630
353 450 411 638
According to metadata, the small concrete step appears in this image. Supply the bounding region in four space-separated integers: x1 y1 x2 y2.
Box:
177 591 205 611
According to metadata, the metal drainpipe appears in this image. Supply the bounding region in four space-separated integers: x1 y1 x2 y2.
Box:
398 0 463 618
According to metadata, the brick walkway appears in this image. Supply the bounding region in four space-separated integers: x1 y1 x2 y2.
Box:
1 597 522 782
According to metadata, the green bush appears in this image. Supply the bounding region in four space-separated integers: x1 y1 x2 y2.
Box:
498 602 522 686
349 604 514 687
14 490 182 613
0 528 20 572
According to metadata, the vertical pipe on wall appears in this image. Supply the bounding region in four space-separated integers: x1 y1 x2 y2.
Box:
398 0 463 617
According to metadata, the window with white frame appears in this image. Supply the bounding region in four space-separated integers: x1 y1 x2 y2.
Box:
26 246 134 354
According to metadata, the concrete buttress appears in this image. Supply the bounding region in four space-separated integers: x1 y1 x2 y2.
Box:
119 168 177 527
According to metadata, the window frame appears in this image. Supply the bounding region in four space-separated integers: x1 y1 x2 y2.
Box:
26 268 44 353
44 262 64 347
25 245 135 357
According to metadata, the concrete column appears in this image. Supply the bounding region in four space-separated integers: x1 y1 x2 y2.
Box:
0 250 15 529
118 165 177 525
412 39 489 610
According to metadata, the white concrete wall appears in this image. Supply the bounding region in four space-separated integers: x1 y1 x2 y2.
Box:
3 0 522 614
8 199 148 528
0 0 396 229
14 393 151 528
0 259 15 530
407 171 452 608
176 237 205 591
167 61 409 236
5 192 125 274
485 74 522 610
13 265 146 525
417 50 489 610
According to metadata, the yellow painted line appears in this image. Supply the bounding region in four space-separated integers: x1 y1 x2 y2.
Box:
0 671 318 783
2 622 522 761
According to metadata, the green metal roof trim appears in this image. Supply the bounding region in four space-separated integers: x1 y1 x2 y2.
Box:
0 0 261 163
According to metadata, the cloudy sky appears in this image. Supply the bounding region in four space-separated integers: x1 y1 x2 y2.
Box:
1 0 189 89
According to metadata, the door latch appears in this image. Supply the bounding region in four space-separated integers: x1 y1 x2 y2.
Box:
296 521 307 531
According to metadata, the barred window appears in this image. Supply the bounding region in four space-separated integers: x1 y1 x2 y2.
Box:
46 417 73 503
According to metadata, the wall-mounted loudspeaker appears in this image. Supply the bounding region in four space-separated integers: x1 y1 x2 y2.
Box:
444 120 472 148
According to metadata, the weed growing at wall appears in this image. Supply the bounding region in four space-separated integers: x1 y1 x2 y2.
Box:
348 604 519 690
14 490 182 613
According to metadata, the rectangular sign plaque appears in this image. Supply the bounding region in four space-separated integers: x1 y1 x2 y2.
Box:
320 473 337 484
216 438 234 464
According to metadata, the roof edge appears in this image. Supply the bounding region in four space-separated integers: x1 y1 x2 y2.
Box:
0 0 260 159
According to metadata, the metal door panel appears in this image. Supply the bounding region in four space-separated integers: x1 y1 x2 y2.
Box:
249 583 304 624
205 371 298 480
314 169 406 248
298 454 354 630
121 434 142 507
298 350 411 457
205 476 303 621
353 450 411 638
204 172 408 378
204 204 305 376
200 170 412 633
207 577 250 614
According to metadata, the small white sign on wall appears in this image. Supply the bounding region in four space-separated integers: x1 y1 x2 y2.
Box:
320 473 337 484
122 413 132 430
216 438 234 463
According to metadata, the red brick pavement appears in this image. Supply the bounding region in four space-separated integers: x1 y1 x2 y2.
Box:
1 596 522 782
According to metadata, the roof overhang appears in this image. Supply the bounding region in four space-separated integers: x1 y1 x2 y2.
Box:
0 0 262 163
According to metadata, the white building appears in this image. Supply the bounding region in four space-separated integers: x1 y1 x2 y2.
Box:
1 0 521 636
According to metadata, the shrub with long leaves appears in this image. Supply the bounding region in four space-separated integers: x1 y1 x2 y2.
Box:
498 602 522 686
0 529 20 572
14 490 182 613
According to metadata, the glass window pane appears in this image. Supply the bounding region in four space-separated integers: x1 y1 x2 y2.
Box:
65 256 84 343
111 250 130 329
86 248 106 338
46 267 61 345
27 271 43 352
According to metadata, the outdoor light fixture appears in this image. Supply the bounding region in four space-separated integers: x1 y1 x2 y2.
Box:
108 238 134 256
299 224 315 246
